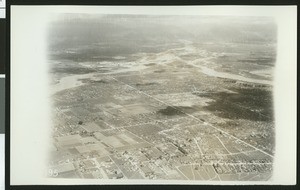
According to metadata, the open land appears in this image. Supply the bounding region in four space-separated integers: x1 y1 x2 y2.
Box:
48 15 276 181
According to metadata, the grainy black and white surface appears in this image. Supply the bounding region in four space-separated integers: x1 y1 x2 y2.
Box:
48 14 276 181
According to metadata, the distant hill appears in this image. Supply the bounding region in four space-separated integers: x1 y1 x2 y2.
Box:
48 14 277 60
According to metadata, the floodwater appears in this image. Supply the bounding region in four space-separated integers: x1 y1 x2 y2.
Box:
51 73 95 94
200 66 273 85
52 43 273 95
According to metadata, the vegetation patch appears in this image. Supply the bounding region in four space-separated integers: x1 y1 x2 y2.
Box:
199 87 274 121
157 105 200 116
